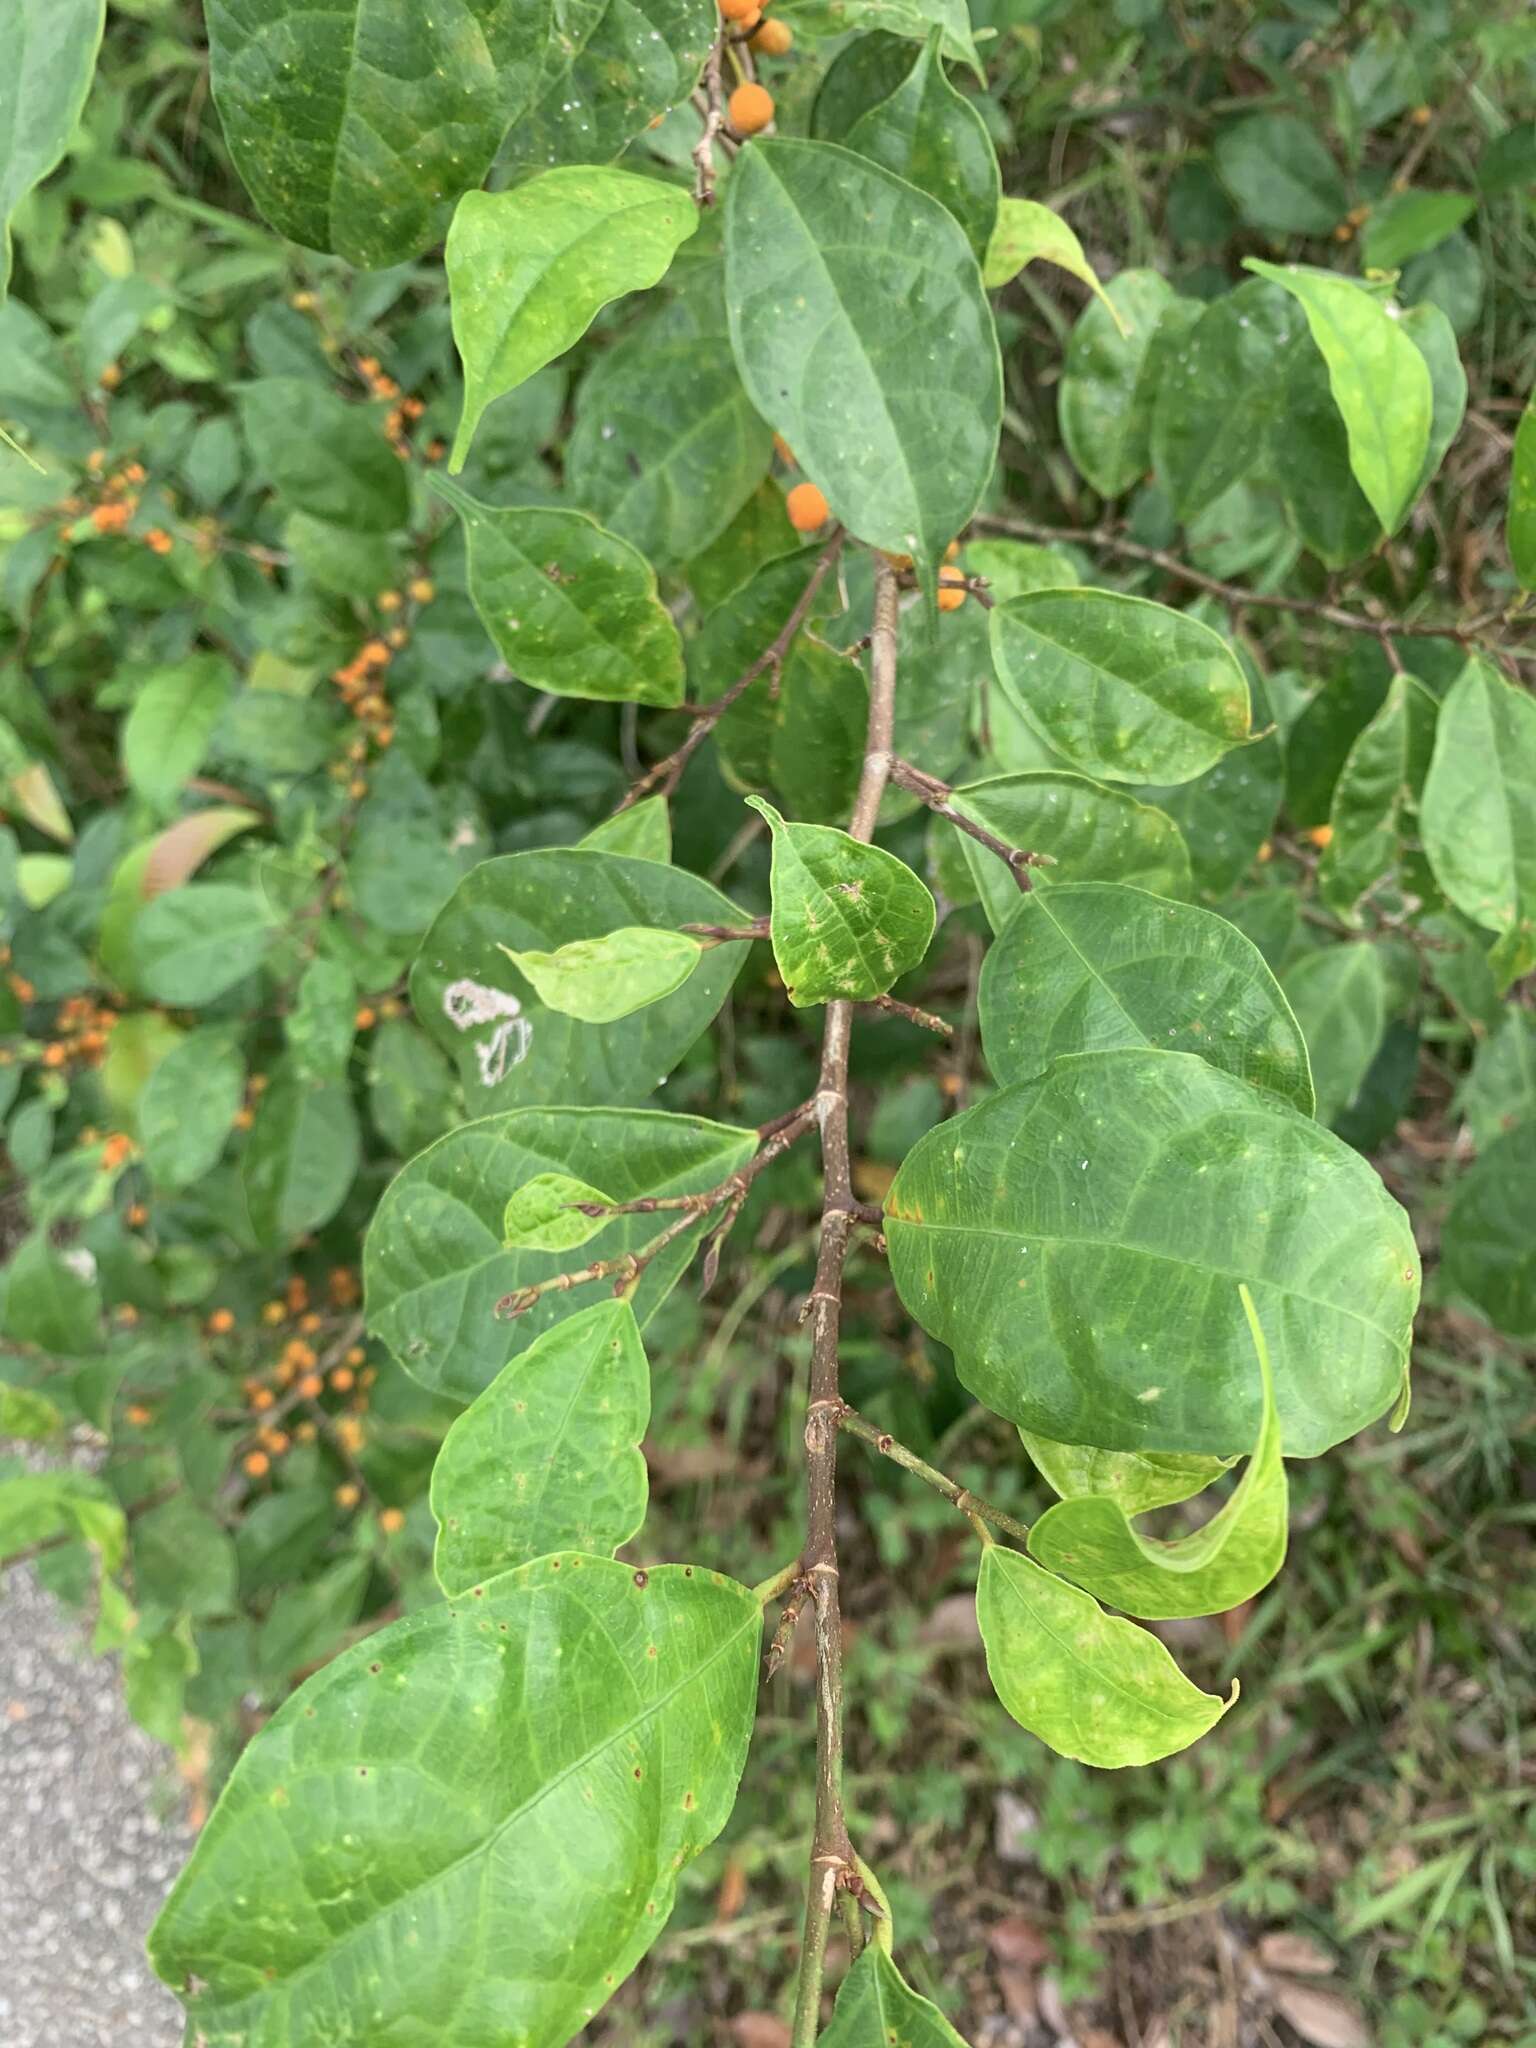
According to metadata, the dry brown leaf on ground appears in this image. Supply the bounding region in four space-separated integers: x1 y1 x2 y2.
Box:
1269 1975 1373 2048
730 2015 792 2048
1257 1930 1337 1977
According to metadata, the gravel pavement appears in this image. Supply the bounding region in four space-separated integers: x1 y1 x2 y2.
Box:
0 1565 192 2048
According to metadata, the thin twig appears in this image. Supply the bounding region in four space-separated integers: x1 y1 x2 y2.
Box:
682 917 770 945
617 530 845 811
840 1406 1033 1546
860 991 954 1037
691 34 727 206
889 757 1053 891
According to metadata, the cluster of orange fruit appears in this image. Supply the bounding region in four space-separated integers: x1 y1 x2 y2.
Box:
716 0 793 135
355 353 427 460
55 454 175 554
328 581 434 797
10 983 124 1071
781 474 971 611
353 995 405 1033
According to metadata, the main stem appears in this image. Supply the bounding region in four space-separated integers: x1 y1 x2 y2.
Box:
790 554 900 2046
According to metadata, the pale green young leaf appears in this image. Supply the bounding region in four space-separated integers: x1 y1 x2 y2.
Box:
1280 944 1387 1126
1400 302 1467 502
724 138 1001 599
132 885 275 1007
1214 114 1348 235
149 1558 762 2048
1 2 106 295
503 1172 616 1253
962 538 1077 599
412 849 746 1113
1020 1434 1233 1516
140 1029 245 1190
1058 271 1193 499
749 797 935 1007
205 0 549 269
502 0 715 175
820 1946 971 2046
1318 675 1438 920
978 882 1313 1112
433 481 685 708
989 589 1251 784
1029 1286 1287 1618
952 772 1193 932
239 379 409 532
1443 1125 1536 1338
1508 396 1536 590
0 1384 62 1440
1245 261 1432 535
977 1544 1233 1767
579 797 672 865
983 198 1125 332
447 171 698 470
121 656 232 813
365 1107 757 1401
499 926 702 1024
885 1048 1418 1458
1420 658 1536 985
846 31 1000 261
431 1300 649 1594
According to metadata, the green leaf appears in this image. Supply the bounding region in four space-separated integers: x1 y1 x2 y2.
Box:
0 1382 62 1440
1318 675 1438 920
411 849 746 1112
579 796 672 864
446 170 698 471
1 2 106 296
239 378 409 533
1135 672 1284 901
951 771 1193 933
1020 1434 1232 1516
1214 114 1348 235
205 0 548 268
749 797 935 1007
431 1300 649 1593
1151 277 1303 521
0 1229 101 1354
1361 190 1475 270
1459 1010 1536 1152
502 0 714 176
499 926 702 1023
242 1061 361 1248
845 31 999 261
982 199 1123 331
977 1544 1233 1767
712 613 868 825
1421 658 1536 985
989 590 1250 784
724 137 1001 596
366 1018 456 1159
432 481 685 708
978 883 1313 1112
131 884 274 1007
1443 1124 1536 1338
1245 262 1432 535
140 1029 245 1190
1280 944 1387 1127
1401 302 1467 502
132 1496 238 1621
503 1171 615 1253
149 1558 762 2048
1510 396 1536 589
121 656 232 812
885 1047 1418 1457
0 715 73 843
1058 270 1190 499
1029 1285 1287 1618
821 1947 971 2046
811 29 927 142
962 538 1077 599
364 1106 756 1401
0 1471 123 1571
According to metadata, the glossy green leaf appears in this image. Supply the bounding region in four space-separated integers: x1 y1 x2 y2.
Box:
503 1171 615 1253
787 0 980 75
239 378 409 533
140 1029 245 1190
1058 270 1191 499
149 1558 761 2048
1029 1286 1287 1618
1443 1124 1536 1338
1151 278 1303 521
724 138 1001 596
411 849 746 1113
1318 675 1438 920
579 797 671 865
121 656 232 813
502 0 714 175
243 1061 361 1248
1269 317 1386 569
885 1047 1418 1457
499 926 702 1023
989 589 1250 784
1245 261 1432 535
1510 396 1536 589
566 274 773 571
132 884 275 1007
1401 302 1468 503
978 883 1313 1112
982 198 1123 331
952 772 1193 932
749 797 935 1007
1280 944 1387 1127
1421 658 1536 985
1214 114 1347 235
1135 672 1284 901
845 31 999 260
962 537 1077 599
821 1946 970 2046
431 1300 649 1593
1020 1434 1232 1516
1459 1010 1536 1152
446 171 698 470
1 2 106 295
365 1106 756 1401
205 0 548 269
810 29 927 142
0 1231 101 1355
1361 190 1475 270
977 1544 1233 1767
433 480 684 708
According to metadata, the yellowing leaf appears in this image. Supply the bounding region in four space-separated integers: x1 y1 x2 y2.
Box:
499 925 702 1024
983 198 1127 333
